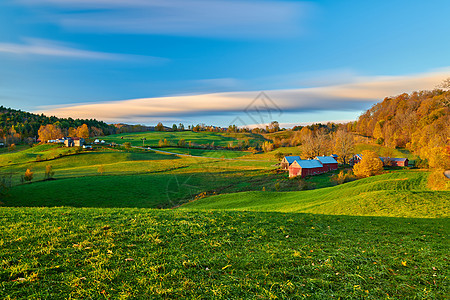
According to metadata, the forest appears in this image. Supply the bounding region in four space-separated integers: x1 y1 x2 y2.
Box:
354 88 449 168
0 106 116 144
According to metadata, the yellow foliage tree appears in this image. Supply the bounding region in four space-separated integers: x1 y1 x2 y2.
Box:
24 168 34 182
76 124 90 139
38 124 63 142
353 150 383 178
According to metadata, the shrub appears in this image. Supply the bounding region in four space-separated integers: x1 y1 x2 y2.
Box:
45 165 55 180
124 142 132 150
331 170 356 185
24 169 33 182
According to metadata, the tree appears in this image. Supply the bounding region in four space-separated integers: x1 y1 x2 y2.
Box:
76 124 89 139
353 150 383 178
437 77 450 107
172 124 178 131
45 165 55 180
333 129 354 165
178 139 186 147
98 165 105 175
123 142 131 150
24 168 34 182
38 124 63 142
262 141 274 152
155 122 165 131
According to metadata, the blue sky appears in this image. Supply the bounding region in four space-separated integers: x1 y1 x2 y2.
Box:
1 0 449 127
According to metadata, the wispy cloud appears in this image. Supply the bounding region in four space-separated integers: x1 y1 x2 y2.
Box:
14 0 313 39
0 38 166 62
37 68 450 125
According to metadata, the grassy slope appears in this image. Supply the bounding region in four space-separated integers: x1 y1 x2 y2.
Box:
182 171 450 218
100 131 266 148
1 208 448 299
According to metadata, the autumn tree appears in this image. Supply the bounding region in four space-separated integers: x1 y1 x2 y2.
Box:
333 128 354 165
353 150 383 178
24 168 34 182
155 122 165 131
301 129 329 159
45 165 55 180
38 124 63 142
262 141 274 152
76 124 89 139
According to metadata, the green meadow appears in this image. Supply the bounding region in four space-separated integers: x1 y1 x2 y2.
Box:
1 137 449 299
100 131 267 148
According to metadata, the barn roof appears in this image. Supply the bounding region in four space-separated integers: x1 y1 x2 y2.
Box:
284 156 301 164
291 159 323 169
380 157 408 162
315 156 338 164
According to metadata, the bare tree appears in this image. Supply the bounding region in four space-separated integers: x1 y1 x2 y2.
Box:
437 77 450 107
333 128 354 165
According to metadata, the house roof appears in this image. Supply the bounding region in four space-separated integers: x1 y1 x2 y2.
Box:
315 156 338 164
284 156 301 164
291 159 323 169
380 157 408 162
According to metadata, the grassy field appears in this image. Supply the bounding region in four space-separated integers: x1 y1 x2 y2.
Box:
157 147 250 158
182 171 450 218
1 208 448 299
1 142 448 299
99 131 267 148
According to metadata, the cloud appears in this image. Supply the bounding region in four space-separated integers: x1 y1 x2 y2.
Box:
14 0 312 39
37 68 450 125
0 38 166 62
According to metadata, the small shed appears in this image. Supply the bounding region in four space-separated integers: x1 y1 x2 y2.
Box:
289 159 324 178
280 156 301 170
315 156 339 172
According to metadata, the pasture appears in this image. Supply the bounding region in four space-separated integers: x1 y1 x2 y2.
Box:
1 139 448 299
1 208 447 299
99 131 267 148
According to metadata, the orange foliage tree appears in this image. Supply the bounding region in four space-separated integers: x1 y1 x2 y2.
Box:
353 150 383 178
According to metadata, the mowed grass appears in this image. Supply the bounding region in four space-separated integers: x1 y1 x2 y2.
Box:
99 131 266 148
1 208 448 299
182 171 450 218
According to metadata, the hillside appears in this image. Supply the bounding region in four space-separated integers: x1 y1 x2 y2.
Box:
182 171 449 218
0 106 115 143
354 90 450 168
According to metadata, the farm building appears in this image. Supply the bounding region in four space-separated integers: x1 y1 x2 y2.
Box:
280 156 301 170
64 137 85 147
380 157 409 167
315 156 339 172
349 154 363 166
289 159 324 178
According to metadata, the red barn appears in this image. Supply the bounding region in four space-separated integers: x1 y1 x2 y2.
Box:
289 159 324 178
280 156 301 170
380 157 409 167
315 156 339 171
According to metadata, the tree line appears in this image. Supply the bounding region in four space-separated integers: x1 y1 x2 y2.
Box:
0 106 115 145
